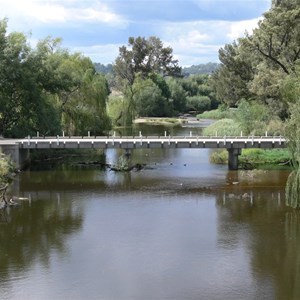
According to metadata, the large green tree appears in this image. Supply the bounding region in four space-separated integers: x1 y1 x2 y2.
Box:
0 19 111 137
113 36 181 125
211 0 300 118
211 40 255 107
0 20 61 137
114 36 181 88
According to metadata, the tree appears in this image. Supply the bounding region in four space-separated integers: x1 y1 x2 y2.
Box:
114 36 182 88
57 53 111 135
282 65 300 208
113 36 181 124
0 20 61 137
186 95 211 113
133 75 169 117
0 19 111 137
167 78 187 113
211 40 255 107
247 0 300 75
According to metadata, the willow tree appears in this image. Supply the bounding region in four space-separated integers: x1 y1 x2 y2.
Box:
283 67 300 208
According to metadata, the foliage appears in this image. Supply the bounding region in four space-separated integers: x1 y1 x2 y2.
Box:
234 100 274 135
210 150 228 164
240 149 291 166
209 148 291 166
211 40 255 107
0 19 111 137
197 106 235 119
186 95 211 113
167 78 187 113
0 151 14 184
132 75 170 117
107 94 126 127
202 119 242 136
113 36 181 125
210 0 300 119
284 73 300 207
114 36 181 88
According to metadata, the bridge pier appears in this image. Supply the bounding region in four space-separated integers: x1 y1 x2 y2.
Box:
124 148 131 158
0 144 30 170
227 148 241 170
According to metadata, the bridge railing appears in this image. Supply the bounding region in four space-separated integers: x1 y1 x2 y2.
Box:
23 134 285 139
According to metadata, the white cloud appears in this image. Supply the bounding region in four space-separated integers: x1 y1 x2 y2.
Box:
227 17 262 40
0 0 128 27
160 17 262 65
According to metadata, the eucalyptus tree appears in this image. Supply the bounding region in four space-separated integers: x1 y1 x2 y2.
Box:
245 0 300 116
211 39 255 107
113 36 181 124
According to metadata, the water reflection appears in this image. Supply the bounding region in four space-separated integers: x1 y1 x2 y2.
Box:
0 194 83 298
216 190 300 300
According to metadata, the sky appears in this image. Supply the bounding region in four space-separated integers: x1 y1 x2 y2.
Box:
0 0 272 67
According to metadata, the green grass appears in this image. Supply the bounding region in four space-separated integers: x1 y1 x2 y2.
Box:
197 108 235 120
210 148 291 168
240 149 291 166
202 119 242 136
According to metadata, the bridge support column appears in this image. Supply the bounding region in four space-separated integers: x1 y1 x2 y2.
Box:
227 148 241 170
0 145 30 170
124 148 131 158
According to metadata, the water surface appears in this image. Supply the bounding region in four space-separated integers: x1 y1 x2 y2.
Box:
1 122 299 300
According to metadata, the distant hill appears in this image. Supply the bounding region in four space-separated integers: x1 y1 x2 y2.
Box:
94 63 113 74
94 62 219 76
182 63 219 76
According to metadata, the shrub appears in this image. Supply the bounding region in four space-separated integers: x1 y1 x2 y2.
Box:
197 108 235 120
0 152 14 184
202 119 241 136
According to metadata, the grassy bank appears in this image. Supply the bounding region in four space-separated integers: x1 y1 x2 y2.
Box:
197 107 235 120
134 117 185 126
210 149 291 169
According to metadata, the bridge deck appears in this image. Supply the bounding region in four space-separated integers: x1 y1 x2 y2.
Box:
9 135 286 149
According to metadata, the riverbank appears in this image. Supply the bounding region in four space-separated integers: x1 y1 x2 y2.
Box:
210 148 291 169
134 117 186 126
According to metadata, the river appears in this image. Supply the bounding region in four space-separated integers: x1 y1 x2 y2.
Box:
0 121 299 300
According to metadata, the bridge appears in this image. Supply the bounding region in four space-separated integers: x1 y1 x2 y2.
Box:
0 134 286 170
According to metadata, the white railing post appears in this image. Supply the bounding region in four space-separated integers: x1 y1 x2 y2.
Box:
37 131 39 138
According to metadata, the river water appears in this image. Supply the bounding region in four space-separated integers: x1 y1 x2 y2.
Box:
1 121 300 300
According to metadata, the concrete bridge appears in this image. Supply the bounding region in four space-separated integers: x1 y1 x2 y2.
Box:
0 135 286 170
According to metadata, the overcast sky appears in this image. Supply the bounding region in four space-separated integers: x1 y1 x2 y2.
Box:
0 0 271 66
